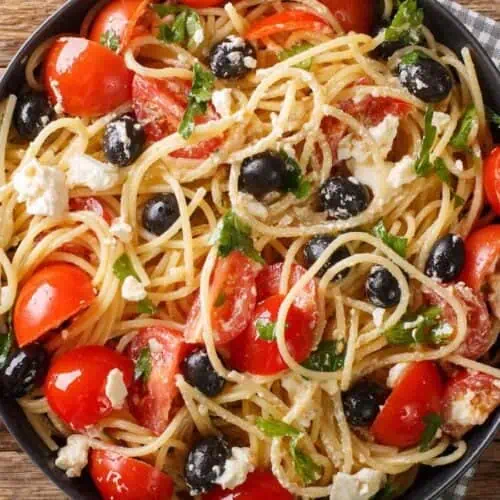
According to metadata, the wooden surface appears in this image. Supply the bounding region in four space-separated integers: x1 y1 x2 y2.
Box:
0 0 499 498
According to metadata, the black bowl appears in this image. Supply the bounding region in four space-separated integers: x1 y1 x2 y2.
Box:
1 0 499 498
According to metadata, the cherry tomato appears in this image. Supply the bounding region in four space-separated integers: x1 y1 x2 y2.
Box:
442 369 500 439
69 197 114 224
89 450 174 500
227 294 314 375
127 327 189 435
256 262 318 328
371 361 444 448
203 470 293 500
44 37 133 117
320 116 348 161
423 283 492 360
132 74 224 159
185 251 260 345
483 147 500 215
13 263 95 347
319 0 375 34
245 11 330 41
45 345 134 430
180 0 225 6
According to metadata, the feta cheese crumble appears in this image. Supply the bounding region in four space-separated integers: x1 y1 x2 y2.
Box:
214 447 254 490
67 154 120 191
330 468 386 500
212 89 233 117
105 368 128 409
449 389 489 427
387 155 417 188
110 217 133 243
121 276 147 302
432 112 451 134
386 363 409 388
372 308 385 328
55 435 90 478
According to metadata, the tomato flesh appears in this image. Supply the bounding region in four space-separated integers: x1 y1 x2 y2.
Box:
89 450 174 500
371 361 444 448
69 197 114 224
13 263 95 347
484 147 500 215
319 0 375 34
45 345 134 430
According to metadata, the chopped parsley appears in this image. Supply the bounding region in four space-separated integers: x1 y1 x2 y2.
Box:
385 0 424 44
256 417 301 438
301 340 345 372
450 105 477 151
279 149 312 200
256 320 277 341
134 347 152 382
100 30 120 52
278 43 314 70
419 412 443 451
415 106 437 177
487 107 500 129
137 297 157 315
0 312 13 369
373 220 408 258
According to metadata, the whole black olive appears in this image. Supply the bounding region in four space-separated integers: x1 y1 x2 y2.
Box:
319 176 370 220
209 35 257 79
425 234 465 282
103 115 145 167
342 381 389 427
14 93 54 140
183 348 225 397
303 236 351 281
142 193 180 236
366 266 402 308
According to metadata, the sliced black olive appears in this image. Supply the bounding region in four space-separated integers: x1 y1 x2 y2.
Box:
238 151 287 198
303 236 351 281
103 115 145 167
342 380 389 427
185 436 231 495
209 35 257 79
366 266 402 308
183 348 225 397
370 39 407 60
319 176 370 220
425 234 465 282
14 92 54 140
0 344 49 398
142 193 180 236
398 51 453 103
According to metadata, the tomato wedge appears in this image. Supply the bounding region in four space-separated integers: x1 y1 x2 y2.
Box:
44 37 133 117
127 327 189 435
483 147 500 215
45 345 134 430
319 0 375 34
89 450 174 500
69 197 114 224
371 361 444 448
13 263 95 347
227 294 314 375
185 251 260 345
245 11 330 41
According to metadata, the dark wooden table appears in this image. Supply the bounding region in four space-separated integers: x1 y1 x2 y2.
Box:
0 0 499 498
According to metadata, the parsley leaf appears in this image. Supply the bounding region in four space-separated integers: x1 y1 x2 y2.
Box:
134 347 152 382
450 105 477 151
137 297 157 315
256 320 277 341
290 436 322 485
100 30 120 52
113 254 139 281
415 106 437 177
279 150 312 200
433 157 452 186
373 220 408 258
419 412 442 451
0 312 13 369
487 107 500 129
372 481 400 500
256 417 301 438
278 43 314 70
400 49 425 65
385 0 424 44
301 340 345 372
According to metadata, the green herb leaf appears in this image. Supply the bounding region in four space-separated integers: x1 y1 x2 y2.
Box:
256 417 301 438
419 412 442 451
487 107 500 128
373 220 408 258
385 0 424 44
137 297 157 315
290 436 322 485
100 30 120 52
256 320 277 341
301 340 345 372
0 312 13 369
371 481 399 500
278 43 314 70
134 347 152 382
433 157 452 187
450 105 477 151
415 106 437 177
214 291 226 308
113 253 139 281
179 100 207 139
429 322 454 345
400 49 425 65
155 4 204 50
279 150 312 200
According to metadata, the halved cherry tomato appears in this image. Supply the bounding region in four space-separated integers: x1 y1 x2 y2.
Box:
132 74 224 159
320 116 348 161
89 450 174 500
483 147 500 215
245 11 330 41
127 327 189 435
319 0 375 34
203 470 293 500
227 294 314 375
13 263 95 347
371 361 444 448
181 0 225 6
185 251 260 345
45 345 134 430
69 197 114 225
44 37 133 117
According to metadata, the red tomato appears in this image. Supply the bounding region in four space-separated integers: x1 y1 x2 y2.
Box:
13 263 95 347
442 369 500 439
89 450 174 500
245 11 330 41
45 345 134 430
180 0 225 6
227 294 314 375
69 197 114 225
423 283 492 360
256 263 318 329
185 251 260 345
483 147 500 215
127 327 189 435
320 116 348 161
371 361 444 448
132 74 223 159
44 37 133 117
203 470 293 500
319 0 375 33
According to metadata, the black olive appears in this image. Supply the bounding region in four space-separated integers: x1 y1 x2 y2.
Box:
342 381 389 427
183 348 225 397
103 115 145 167
370 39 407 60
425 234 465 282
185 436 231 495
398 51 453 103
303 236 351 281
209 35 257 79
238 151 287 198
14 92 54 140
319 176 370 220
142 193 180 236
366 266 402 308
0 344 49 398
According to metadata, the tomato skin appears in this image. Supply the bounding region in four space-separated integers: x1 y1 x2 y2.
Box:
127 327 189 435
13 263 95 347
45 345 134 431
319 0 375 34
484 147 500 215
227 294 314 375
89 450 174 500
202 470 293 500
245 11 330 41
44 37 133 117
69 197 114 224
371 361 444 448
